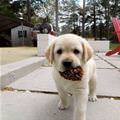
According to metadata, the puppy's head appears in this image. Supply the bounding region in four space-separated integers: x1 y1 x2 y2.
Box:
45 34 93 72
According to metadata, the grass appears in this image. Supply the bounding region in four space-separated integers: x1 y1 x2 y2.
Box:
0 43 119 65
110 43 119 50
0 47 37 65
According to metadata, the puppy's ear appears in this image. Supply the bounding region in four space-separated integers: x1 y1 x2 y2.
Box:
82 40 93 63
45 41 55 64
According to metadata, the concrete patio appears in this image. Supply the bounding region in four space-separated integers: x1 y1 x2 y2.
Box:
1 53 120 120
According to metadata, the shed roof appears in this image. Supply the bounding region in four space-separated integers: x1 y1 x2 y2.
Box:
0 14 33 32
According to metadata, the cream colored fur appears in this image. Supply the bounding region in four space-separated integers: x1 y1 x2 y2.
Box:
45 34 97 120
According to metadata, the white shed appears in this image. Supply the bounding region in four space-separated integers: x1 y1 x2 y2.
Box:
11 25 33 46
0 14 34 46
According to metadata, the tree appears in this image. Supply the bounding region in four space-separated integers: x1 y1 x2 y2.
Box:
0 0 33 19
59 0 82 34
31 0 56 23
0 0 18 18
98 0 120 41
85 0 120 40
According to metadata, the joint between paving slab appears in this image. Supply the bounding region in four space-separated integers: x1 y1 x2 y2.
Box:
96 54 120 71
2 87 120 100
97 68 117 69
2 87 58 95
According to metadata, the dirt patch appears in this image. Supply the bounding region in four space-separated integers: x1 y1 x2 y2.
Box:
0 47 37 65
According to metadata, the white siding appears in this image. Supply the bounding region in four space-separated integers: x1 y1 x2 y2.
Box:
37 34 56 56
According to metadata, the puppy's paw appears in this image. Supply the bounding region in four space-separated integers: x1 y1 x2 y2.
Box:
88 95 97 102
58 101 69 110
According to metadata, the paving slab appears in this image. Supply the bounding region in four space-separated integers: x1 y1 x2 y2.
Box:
0 91 2 120
0 57 45 89
8 67 120 97
1 57 44 75
8 67 57 92
1 91 120 120
96 60 114 69
96 53 120 69
97 69 120 97
105 60 120 69
94 55 100 60
97 53 120 61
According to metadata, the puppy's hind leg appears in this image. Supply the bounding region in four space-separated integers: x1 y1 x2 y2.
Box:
88 73 97 102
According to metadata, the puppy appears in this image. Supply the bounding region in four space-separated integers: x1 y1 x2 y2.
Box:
45 34 97 120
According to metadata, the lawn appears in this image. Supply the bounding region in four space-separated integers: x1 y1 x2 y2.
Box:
110 43 119 50
0 47 37 65
0 43 119 65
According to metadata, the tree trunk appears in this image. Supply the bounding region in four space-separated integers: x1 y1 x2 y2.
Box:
55 0 59 32
27 0 31 22
93 2 96 40
82 0 85 37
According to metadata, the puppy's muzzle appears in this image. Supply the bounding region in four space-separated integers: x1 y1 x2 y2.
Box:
62 60 73 69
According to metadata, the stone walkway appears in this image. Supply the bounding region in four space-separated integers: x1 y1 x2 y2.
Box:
1 53 120 120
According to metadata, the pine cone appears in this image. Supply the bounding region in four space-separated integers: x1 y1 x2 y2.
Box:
59 66 84 81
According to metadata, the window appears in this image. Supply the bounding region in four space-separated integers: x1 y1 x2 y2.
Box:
18 30 27 38
24 31 27 38
18 31 23 38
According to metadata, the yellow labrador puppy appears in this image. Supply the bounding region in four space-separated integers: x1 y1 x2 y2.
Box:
45 34 97 120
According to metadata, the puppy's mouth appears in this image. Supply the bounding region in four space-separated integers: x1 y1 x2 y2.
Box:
59 66 84 81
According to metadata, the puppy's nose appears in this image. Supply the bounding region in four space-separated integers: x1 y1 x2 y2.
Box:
62 60 73 68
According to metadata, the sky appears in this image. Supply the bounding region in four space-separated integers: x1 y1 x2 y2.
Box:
78 0 83 6
12 0 84 7
77 0 90 8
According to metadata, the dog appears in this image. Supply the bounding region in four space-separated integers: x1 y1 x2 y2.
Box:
45 34 97 120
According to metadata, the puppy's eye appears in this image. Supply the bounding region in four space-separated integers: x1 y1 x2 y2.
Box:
57 49 62 55
73 49 80 54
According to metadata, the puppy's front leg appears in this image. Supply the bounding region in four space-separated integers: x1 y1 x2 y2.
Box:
56 86 69 110
73 90 88 120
